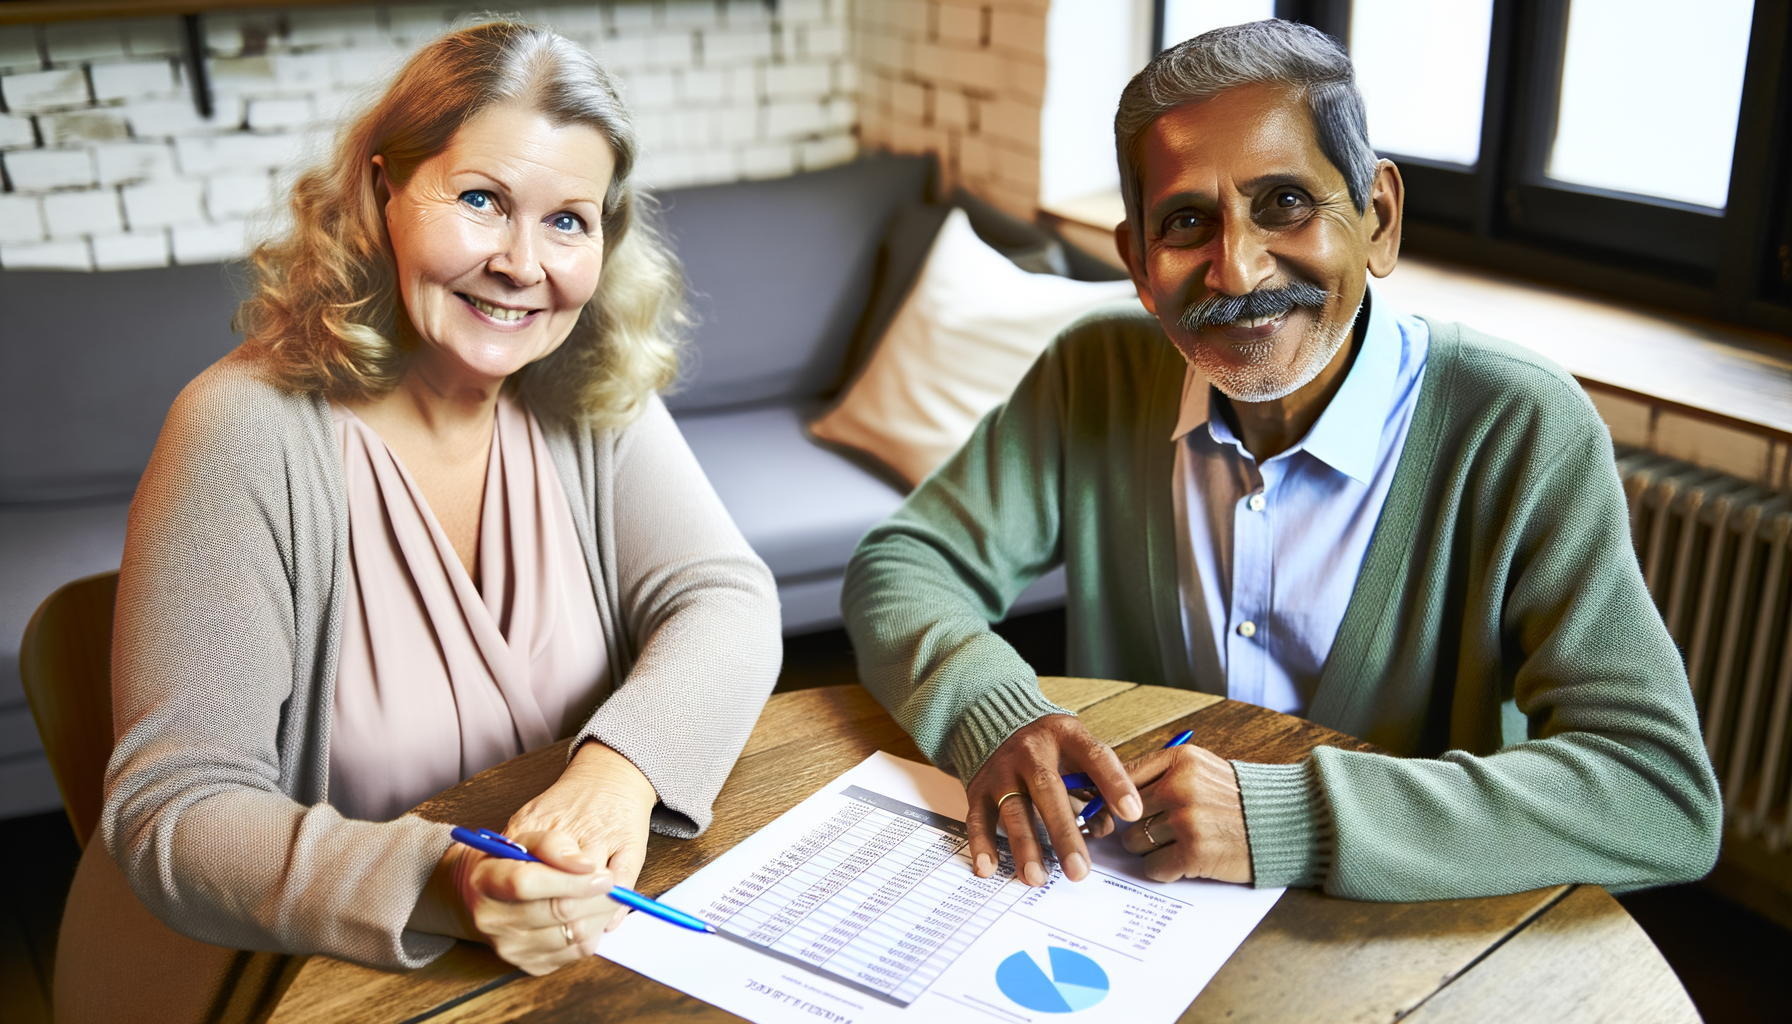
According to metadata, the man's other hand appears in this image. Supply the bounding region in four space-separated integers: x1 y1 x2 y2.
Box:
964 715 1141 886
1118 745 1253 884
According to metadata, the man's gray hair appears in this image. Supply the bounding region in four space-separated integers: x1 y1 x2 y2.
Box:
1115 19 1376 256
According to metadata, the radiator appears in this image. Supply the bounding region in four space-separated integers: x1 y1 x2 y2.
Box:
1617 446 1792 853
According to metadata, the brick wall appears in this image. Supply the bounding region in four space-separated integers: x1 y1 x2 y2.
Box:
0 0 857 272
855 0 1048 219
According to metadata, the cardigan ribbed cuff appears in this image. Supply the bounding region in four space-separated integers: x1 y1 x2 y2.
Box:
941 675 1074 781
1233 759 1333 889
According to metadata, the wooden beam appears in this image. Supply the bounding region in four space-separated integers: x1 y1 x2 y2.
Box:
0 0 367 27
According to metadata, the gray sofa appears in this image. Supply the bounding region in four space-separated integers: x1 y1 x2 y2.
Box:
0 155 1067 815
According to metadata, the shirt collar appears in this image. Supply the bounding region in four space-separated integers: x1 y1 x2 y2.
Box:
1169 281 1400 486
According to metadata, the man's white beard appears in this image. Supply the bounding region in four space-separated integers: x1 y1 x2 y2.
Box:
1187 298 1362 403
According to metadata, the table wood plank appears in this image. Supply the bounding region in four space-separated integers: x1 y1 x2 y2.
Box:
265 943 514 1024
1077 686 1223 746
1180 886 1570 1024
1037 676 1136 711
1405 885 1701 1024
1155 698 1381 764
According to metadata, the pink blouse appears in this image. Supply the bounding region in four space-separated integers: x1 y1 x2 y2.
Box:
327 391 610 822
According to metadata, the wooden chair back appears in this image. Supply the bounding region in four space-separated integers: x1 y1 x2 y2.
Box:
18 570 119 848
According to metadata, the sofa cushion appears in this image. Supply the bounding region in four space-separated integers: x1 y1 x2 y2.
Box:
810 209 1138 487
657 155 933 413
674 403 905 583
827 190 1131 406
0 265 243 503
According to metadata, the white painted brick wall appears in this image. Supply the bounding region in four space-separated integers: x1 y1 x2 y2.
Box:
42 188 122 236
93 140 175 185
206 172 273 219
0 26 39 70
0 1 860 272
0 192 44 242
5 148 96 190
92 228 169 270
90 60 178 101
120 176 204 228
3 68 89 111
0 237 89 269
0 113 35 147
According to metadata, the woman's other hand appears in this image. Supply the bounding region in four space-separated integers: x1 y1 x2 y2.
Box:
506 741 658 934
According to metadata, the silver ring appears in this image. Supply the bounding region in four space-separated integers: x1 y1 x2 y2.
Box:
1142 814 1162 847
562 922 576 948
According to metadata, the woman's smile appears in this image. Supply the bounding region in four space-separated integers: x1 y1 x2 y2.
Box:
460 292 539 325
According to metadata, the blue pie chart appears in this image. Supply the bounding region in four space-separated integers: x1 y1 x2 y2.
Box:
995 947 1109 1013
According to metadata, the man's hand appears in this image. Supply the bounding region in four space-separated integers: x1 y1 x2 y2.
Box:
964 715 1142 886
506 741 659 934
1117 745 1253 884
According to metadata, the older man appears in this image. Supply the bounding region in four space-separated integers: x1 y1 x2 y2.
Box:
841 20 1720 901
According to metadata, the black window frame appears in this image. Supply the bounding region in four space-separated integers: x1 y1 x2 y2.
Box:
1156 0 1792 340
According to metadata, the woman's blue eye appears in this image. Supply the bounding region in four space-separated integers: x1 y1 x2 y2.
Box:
550 213 585 233
459 190 492 210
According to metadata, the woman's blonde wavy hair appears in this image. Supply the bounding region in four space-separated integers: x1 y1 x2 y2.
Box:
236 19 684 427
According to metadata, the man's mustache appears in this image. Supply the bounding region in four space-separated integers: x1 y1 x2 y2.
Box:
1177 280 1331 331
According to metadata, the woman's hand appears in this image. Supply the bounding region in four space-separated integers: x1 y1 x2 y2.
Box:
1116 745 1254 884
409 828 613 976
505 741 659 934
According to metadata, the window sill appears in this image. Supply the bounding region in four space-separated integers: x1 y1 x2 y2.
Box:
1040 192 1792 491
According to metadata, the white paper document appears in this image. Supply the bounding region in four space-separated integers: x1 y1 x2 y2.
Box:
600 752 1283 1023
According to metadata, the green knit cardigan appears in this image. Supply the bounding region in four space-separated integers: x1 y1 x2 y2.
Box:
841 303 1721 901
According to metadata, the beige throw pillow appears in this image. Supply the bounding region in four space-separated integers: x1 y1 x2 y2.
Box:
810 208 1138 487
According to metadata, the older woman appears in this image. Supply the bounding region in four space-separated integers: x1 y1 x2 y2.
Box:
55 21 781 1022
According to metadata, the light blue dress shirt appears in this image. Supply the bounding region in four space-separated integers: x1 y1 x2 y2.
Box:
1171 285 1430 714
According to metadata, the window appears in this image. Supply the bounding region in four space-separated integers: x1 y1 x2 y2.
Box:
1040 0 1150 207
1161 0 1275 50
1547 0 1753 210
1250 0 1791 338
1042 0 1274 208
1080 0 1790 338
1349 0 1494 167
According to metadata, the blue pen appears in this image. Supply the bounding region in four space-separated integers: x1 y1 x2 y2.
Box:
449 827 716 934
1074 729 1196 829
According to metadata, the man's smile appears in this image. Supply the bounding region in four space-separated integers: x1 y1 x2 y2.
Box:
1209 311 1291 343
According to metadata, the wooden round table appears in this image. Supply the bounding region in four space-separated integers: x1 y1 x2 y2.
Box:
265 681 1700 1024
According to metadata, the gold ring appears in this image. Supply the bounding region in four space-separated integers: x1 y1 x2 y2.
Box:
562 922 577 948
1142 814 1161 847
995 790 1027 812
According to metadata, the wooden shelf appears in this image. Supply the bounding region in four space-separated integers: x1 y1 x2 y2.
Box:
0 0 364 26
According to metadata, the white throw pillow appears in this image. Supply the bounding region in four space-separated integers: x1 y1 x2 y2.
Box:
809 208 1138 487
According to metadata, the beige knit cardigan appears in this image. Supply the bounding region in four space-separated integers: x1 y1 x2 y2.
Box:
93 349 782 970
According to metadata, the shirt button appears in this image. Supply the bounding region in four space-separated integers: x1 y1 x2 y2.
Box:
1247 494 1266 512
1237 620 1257 638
